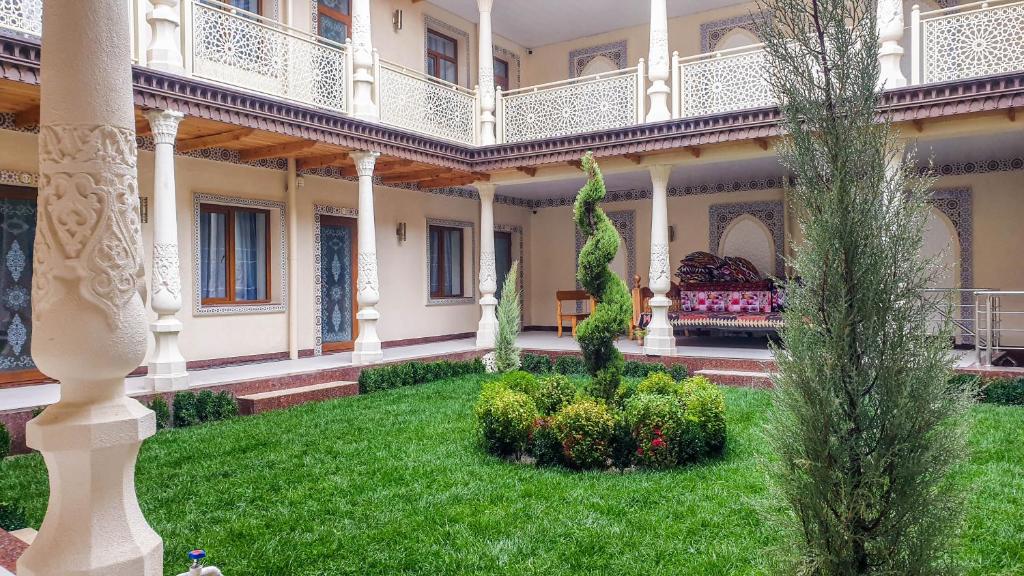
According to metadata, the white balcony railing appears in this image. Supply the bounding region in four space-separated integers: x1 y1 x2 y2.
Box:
498 65 645 144
674 45 775 118
912 0 1024 84
191 0 350 114
376 59 478 145
0 0 41 36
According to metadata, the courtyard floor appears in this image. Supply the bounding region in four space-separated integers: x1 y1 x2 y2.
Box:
1 375 1022 575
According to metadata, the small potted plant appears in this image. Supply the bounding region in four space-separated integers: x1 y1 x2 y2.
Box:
634 328 647 344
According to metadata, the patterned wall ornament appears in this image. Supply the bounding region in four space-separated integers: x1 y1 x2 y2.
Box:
569 40 628 78
34 124 146 327
424 15 472 88
708 200 786 278
191 192 288 316
0 169 38 187
425 217 476 305
313 204 359 356
929 187 974 342
700 13 768 53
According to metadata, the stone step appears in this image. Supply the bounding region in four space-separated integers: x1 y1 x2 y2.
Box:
695 369 774 389
237 381 358 416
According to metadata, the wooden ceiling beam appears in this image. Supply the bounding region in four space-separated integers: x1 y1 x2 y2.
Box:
373 159 415 173
238 140 317 162
754 138 770 151
297 152 350 171
380 168 448 184
516 166 538 177
687 147 702 159
567 159 583 170
912 119 925 133
176 128 255 152
1009 108 1017 122
14 106 39 129
419 175 478 189
624 153 643 165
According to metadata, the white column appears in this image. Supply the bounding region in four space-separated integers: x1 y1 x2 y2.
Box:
145 109 189 391
877 0 908 88
352 151 383 365
350 0 378 120
476 182 498 348
19 1 162 575
644 164 676 356
645 0 671 122
146 0 185 73
287 158 300 360
477 0 497 145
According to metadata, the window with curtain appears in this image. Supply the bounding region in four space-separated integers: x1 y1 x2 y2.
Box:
427 29 458 84
494 57 510 91
317 0 351 43
429 225 464 298
200 204 270 305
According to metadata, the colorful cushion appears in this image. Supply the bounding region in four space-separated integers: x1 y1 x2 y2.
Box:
724 256 762 282
675 251 725 284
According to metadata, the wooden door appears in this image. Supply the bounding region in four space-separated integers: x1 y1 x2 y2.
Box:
0 185 45 385
320 215 358 352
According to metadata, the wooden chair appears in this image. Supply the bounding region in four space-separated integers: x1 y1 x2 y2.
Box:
556 290 596 337
629 275 653 339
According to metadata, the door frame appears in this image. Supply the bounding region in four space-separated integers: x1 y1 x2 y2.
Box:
0 184 47 386
319 214 359 353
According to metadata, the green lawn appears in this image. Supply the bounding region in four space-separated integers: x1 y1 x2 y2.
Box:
1 376 1022 576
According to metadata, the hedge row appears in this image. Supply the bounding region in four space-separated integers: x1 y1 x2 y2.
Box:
146 390 239 430
359 358 485 393
520 353 689 381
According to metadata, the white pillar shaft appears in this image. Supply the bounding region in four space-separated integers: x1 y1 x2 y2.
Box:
145 109 189 391
645 0 671 122
287 158 300 360
476 183 498 348
352 151 383 365
477 0 496 146
146 0 185 73
644 164 675 356
20 1 162 575
877 0 907 88
351 0 378 119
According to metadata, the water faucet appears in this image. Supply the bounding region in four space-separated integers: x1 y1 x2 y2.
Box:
176 549 224 576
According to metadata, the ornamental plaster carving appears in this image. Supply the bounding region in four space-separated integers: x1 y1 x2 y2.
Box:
649 241 671 287
569 40 628 78
35 123 146 326
479 249 496 289
152 242 181 299
352 151 378 176
357 249 378 297
648 29 669 76
700 13 768 53
144 109 183 145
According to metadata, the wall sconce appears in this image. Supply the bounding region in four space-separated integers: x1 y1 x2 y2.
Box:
393 9 403 31
396 222 407 243
668 225 676 243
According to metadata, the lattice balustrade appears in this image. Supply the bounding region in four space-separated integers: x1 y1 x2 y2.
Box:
501 71 639 143
678 49 775 118
377 63 477 145
922 1 1024 83
0 0 41 36
192 1 347 113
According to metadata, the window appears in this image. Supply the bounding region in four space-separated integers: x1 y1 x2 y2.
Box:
221 0 260 13
317 0 351 43
494 57 510 91
200 204 270 305
429 225 464 298
427 29 458 84
494 231 513 300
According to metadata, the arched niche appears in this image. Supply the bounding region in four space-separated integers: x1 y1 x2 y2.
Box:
718 214 775 279
716 28 760 51
580 54 619 76
708 200 785 278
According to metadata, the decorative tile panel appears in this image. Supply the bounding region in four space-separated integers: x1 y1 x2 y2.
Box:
700 13 767 53
313 204 358 356
569 40 627 78
708 201 785 278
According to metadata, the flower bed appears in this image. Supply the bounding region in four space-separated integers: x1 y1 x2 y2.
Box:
474 370 726 471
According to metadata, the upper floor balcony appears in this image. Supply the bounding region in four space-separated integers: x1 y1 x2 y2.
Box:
1 0 1022 148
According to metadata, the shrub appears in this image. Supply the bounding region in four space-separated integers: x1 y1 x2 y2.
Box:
981 377 1024 406
554 355 586 376
610 413 636 472
475 387 538 457
669 364 689 381
0 501 27 531
172 392 199 428
553 399 615 469
614 378 640 407
212 391 239 420
501 371 539 398
148 396 171 430
0 423 9 459
637 372 679 396
358 359 485 393
529 417 562 467
195 390 217 423
494 261 522 373
624 393 689 469
680 376 727 459
521 353 552 374
623 360 667 378
533 374 577 416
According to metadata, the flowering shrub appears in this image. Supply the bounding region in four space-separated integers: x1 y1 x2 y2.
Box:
552 399 615 469
475 384 538 456
679 376 727 459
533 374 577 416
624 393 689 469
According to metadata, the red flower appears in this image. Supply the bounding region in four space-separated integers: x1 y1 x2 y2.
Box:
651 437 666 449
653 427 662 437
636 447 644 456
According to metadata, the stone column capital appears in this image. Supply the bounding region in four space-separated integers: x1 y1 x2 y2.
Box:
475 181 496 201
648 164 672 186
350 151 380 177
144 109 184 145
477 0 494 13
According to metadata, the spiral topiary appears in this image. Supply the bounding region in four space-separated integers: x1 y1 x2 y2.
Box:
573 152 633 401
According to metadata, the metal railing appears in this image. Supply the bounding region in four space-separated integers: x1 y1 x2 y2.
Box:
191 0 350 114
973 290 1024 366
376 58 478 145
911 0 1024 84
498 64 645 144
673 45 776 118
0 0 41 36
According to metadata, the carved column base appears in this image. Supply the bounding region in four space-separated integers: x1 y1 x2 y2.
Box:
879 44 907 89
479 114 496 146
146 317 189 391
352 72 378 120
18 395 162 576
646 82 672 123
352 307 383 365
476 295 498 349
643 295 676 356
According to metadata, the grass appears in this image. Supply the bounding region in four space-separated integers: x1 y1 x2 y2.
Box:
0 376 1022 575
